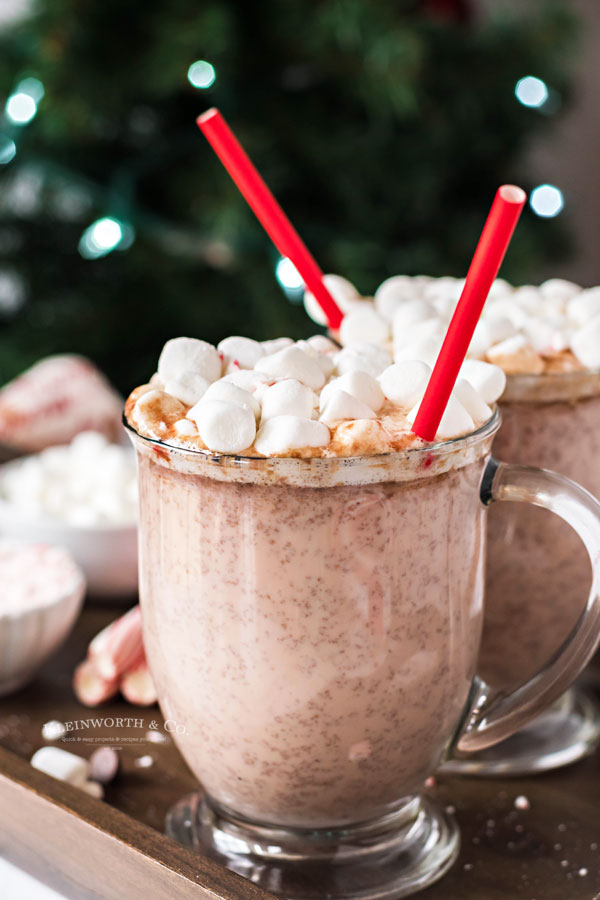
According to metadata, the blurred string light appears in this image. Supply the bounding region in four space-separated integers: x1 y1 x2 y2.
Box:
530 184 564 218
78 217 135 259
5 92 37 124
275 256 304 302
187 60 216 89
0 135 16 164
515 75 549 109
4 76 44 125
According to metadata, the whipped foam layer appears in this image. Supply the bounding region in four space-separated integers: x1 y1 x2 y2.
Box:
306 274 600 376
126 334 504 459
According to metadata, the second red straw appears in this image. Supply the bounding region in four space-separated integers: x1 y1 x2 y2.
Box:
411 185 527 442
197 108 343 330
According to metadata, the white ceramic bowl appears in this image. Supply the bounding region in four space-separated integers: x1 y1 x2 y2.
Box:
0 506 138 597
0 542 85 697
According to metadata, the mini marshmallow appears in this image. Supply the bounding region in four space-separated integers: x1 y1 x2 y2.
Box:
459 359 506 404
407 394 474 441
570 314 600 369
394 336 442 368
391 300 438 340
163 371 209 406
188 399 256 454
321 370 384 414
422 276 462 305
261 379 314 421
486 335 544 374
303 274 360 326
453 378 492 423
222 369 271 394
468 317 516 358
378 361 431 409
218 336 264 370
255 346 325 390
394 317 444 353
158 337 221 384
261 337 294 356
320 388 376 424
306 334 339 354
334 342 392 378
522 317 566 355
540 278 580 304
132 390 187 438
480 313 518 345
511 285 544 315
374 275 419 321
173 418 197 437
195 380 261 421
294 340 336 377
31 746 90 786
254 416 330 456
567 287 600 326
339 306 390 348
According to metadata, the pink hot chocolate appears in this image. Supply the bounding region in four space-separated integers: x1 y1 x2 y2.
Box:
131 434 491 828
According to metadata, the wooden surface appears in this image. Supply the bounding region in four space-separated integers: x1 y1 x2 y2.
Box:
1 603 600 900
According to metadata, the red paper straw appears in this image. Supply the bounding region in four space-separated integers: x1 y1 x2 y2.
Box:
197 108 343 330
412 185 527 442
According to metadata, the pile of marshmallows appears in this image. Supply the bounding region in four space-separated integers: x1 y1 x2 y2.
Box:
305 273 600 372
0 431 137 527
132 331 505 456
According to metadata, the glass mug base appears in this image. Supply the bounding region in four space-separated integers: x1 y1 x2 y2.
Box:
442 687 600 777
166 792 459 900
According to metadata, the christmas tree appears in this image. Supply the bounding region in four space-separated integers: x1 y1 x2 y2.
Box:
0 0 577 391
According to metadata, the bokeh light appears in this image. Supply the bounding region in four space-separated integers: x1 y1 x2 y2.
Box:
78 217 129 259
187 60 216 89
275 257 304 300
5 92 37 124
16 77 45 103
0 135 16 164
530 184 564 218
515 76 549 108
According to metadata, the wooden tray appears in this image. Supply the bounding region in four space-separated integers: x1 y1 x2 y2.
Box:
1 603 599 900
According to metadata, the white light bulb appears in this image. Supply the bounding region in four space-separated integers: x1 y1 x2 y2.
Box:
530 184 564 218
187 60 216 89
515 76 549 109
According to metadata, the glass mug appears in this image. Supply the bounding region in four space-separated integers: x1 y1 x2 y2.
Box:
127 409 600 900
445 370 600 776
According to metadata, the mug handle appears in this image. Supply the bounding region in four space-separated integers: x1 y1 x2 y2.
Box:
452 457 600 756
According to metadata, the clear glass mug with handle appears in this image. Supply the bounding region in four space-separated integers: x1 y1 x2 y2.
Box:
127 407 600 900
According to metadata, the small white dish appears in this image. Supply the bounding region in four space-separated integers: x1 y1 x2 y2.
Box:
0 507 138 597
0 540 85 697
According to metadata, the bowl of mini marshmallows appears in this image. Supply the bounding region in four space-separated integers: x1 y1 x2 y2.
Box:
0 431 138 597
0 540 85 696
